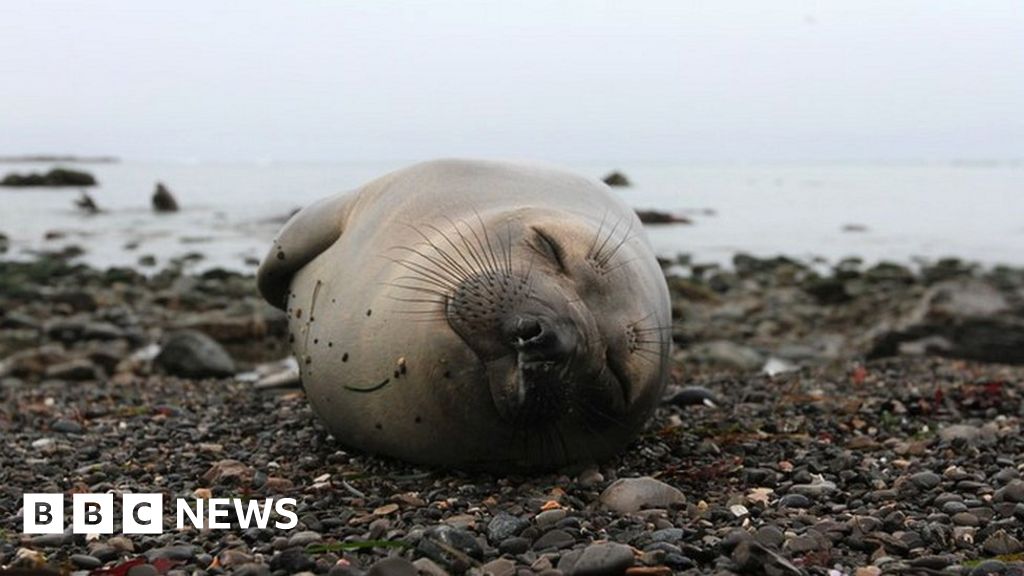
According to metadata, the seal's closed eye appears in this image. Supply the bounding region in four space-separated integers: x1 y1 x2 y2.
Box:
531 227 567 273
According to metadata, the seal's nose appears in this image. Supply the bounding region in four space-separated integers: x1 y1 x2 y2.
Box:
503 315 573 361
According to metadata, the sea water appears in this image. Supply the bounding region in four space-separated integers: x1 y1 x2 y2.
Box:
1 160 1021 272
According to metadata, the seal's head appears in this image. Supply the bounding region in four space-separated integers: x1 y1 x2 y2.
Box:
396 207 670 465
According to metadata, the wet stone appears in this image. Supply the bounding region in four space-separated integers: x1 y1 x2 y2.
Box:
533 528 576 551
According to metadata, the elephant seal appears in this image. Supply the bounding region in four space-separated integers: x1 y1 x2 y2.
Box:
257 159 671 471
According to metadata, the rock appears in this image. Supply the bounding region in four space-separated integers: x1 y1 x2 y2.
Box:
45 359 100 381
287 530 322 547
1 167 97 187
126 564 159 576
202 459 253 485
994 480 1024 503
635 210 691 225
368 557 417 576
777 494 812 509
417 525 484 569
868 279 1024 364
569 542 635 576
75 191 100 214
70 554 102 569
982 530 1022 555
413 557 450 576
145 545 196 562
602 171 631 187
51 418 84 434
152 182 180 212
688 340 764 372
909 471 942 490
155 330 236 378
499 536 530 555
487 512 529 542
535 508 567 528
599 477 685 513
480 558 515 576
270 548 315 573
532 528 575 550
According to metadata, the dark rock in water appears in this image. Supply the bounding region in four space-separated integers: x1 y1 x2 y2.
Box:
1 167 97 187
152 182 179 212
868 279 1024 364
635 210 691 225
602 171 631 187
74 191 100 214
155 330 236 378
841 223 869 233
0 232 8 253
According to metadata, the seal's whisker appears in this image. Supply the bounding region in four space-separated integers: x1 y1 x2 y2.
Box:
424 222 482 279
588 209 610 257
598 217 635 267
473 209 504 278
390 246 468 285
401 222 476 279
445 216 491 277
602 257 638 275
384 255 462 291
593 213 624 262
383 283 451 299
389 274 458 293
409 240 474 282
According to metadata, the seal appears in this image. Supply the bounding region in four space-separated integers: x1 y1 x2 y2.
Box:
258 159 671 471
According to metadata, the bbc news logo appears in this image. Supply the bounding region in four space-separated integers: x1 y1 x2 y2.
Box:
24 494 298 534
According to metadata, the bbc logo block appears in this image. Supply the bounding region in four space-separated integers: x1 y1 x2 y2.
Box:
23 494 297 534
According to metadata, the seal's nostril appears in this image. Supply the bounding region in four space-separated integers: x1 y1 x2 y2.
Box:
512 317 544 344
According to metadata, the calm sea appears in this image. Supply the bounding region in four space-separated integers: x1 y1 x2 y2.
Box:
1 160 1021 272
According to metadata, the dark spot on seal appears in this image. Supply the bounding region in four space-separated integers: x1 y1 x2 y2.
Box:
304 355 312 365
331 298 336 304
276 251 285 260
342 353 349 362
328 341 333 348
366 309 372 317
394 370 400 378
314 338 319 345
375 422 382 430
443 370 452 379
415 416 422 424
288 333 295 343
295 308 303 319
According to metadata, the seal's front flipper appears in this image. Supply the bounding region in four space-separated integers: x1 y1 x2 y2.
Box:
257 193 355 310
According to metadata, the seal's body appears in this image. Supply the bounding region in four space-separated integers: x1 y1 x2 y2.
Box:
258 160 670 471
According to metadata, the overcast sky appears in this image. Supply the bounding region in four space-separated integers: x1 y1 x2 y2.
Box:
1 1 1022 163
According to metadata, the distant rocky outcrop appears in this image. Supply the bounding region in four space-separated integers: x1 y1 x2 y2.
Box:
602 171 631 187
1 168 97 187
635 209 692 225
152 182 179 212
868 278 1024 365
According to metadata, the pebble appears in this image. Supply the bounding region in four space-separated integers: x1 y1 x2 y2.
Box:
533 528 576 551
367 557 418 576
569 542 635 576
269 548 315 573
126 565 159 576
982 529 1023 555
599 477 685 513
488 512 529 542
499 536 531 555
951 512 979 527
910 471 942 490
777 493 812 509
51 418 84 434
69 554 102 569
535 508 567 528
480 558 516 576
287 530 323 547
